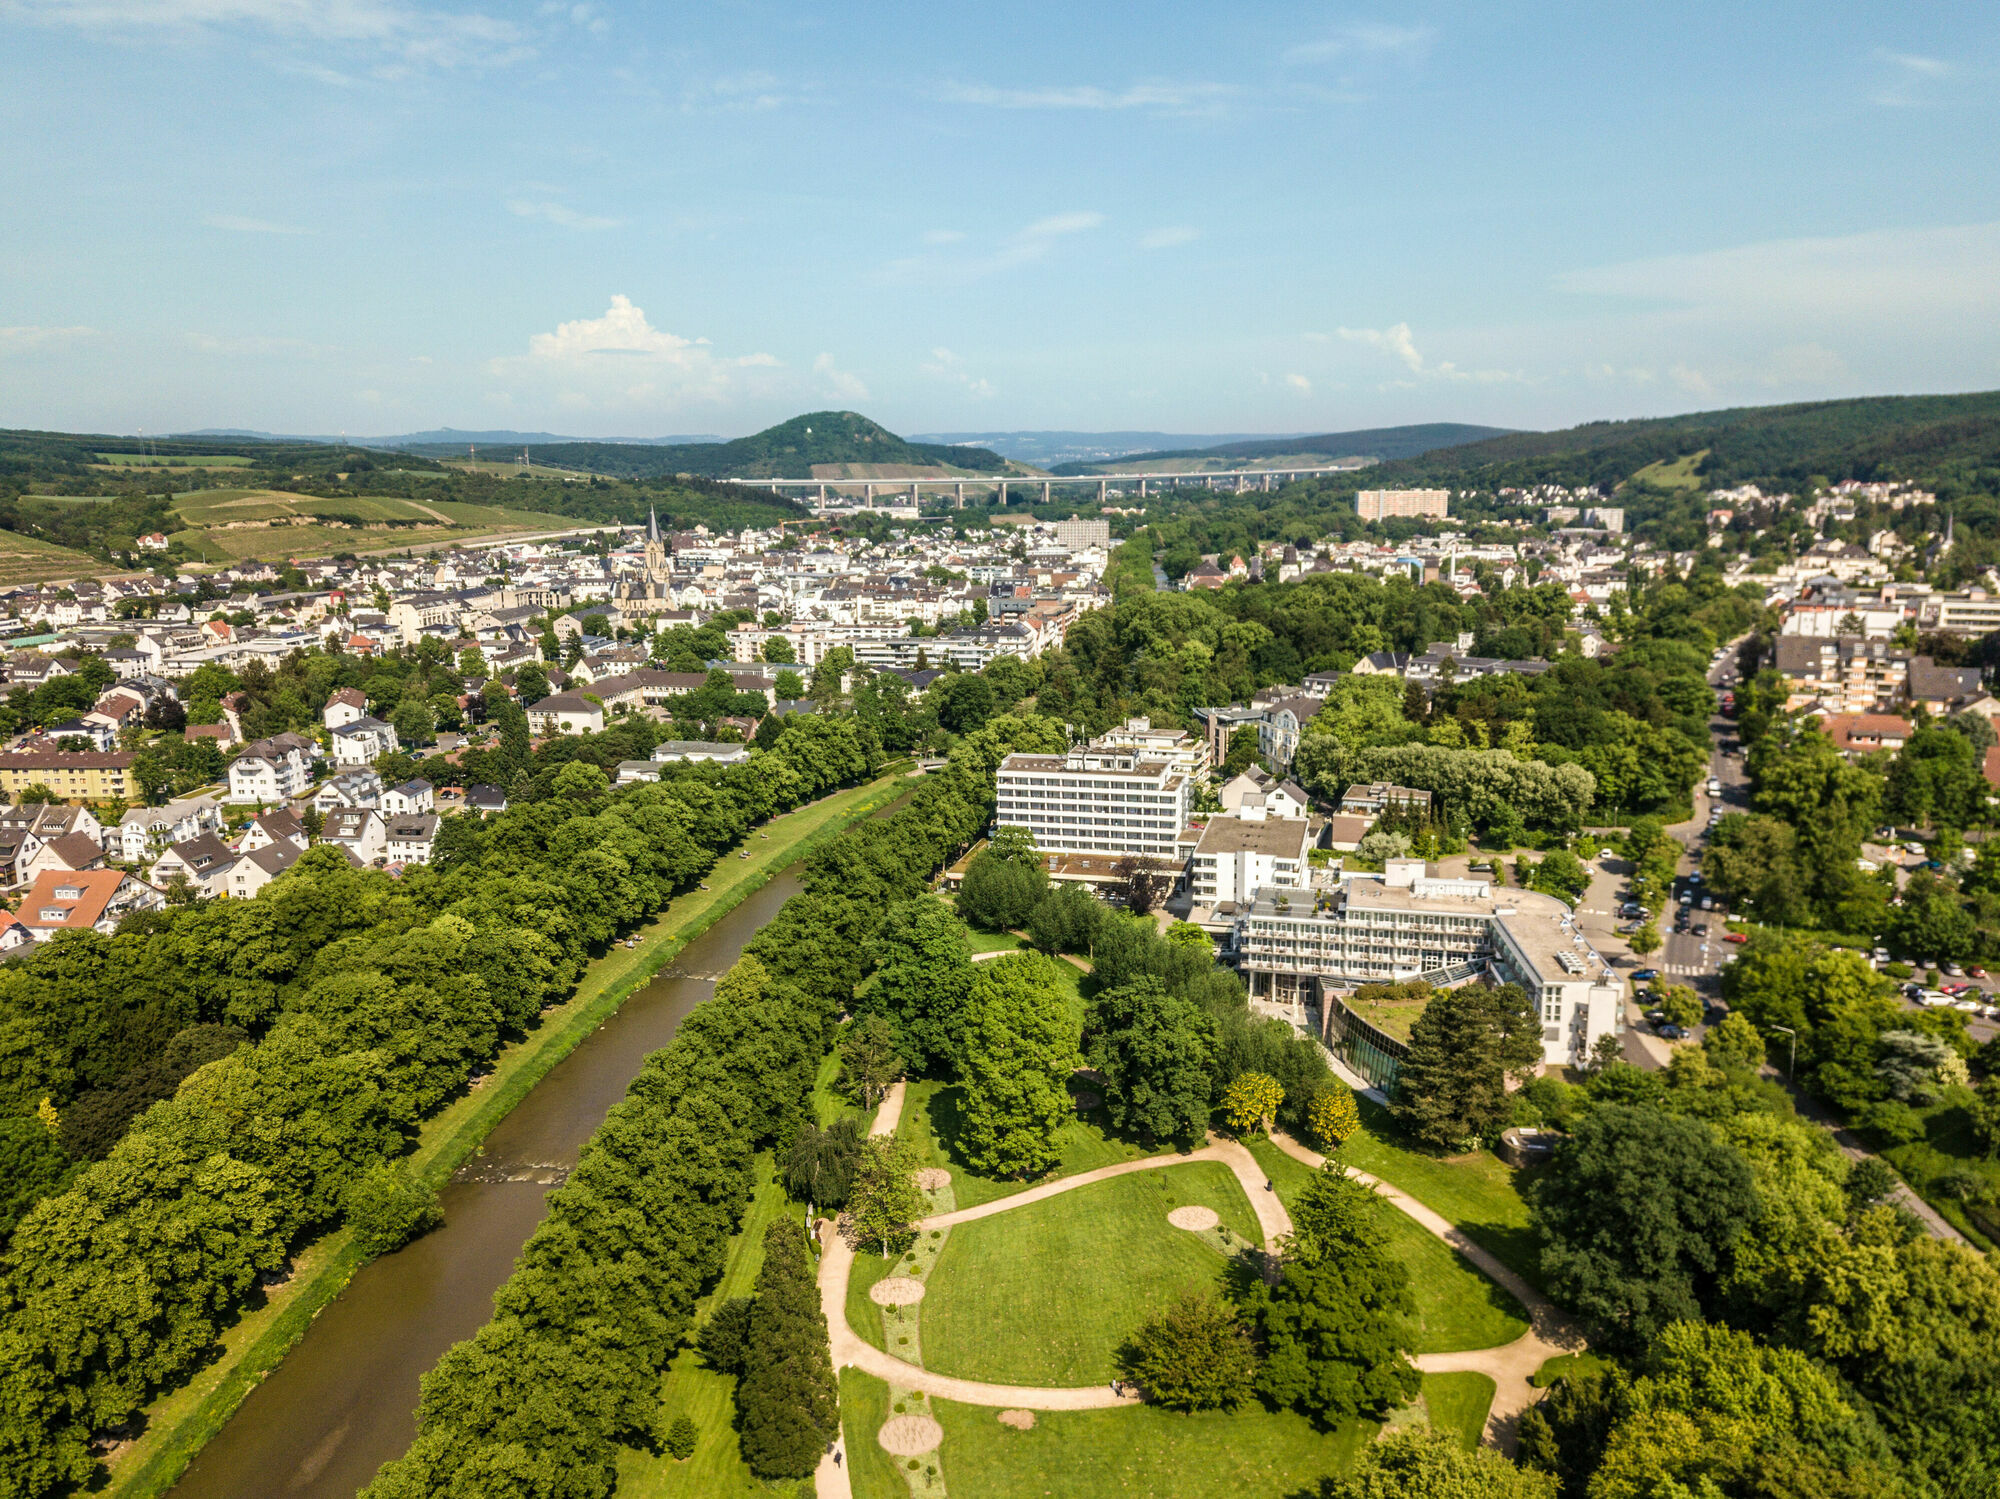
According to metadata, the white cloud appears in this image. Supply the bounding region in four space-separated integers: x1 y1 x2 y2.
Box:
1285 373 1312 393
885 211 1105 282
205 213 311 234
536 0 605 35
683 70 787 111
1556 221 2000 322
1284 23 1433 65
935 79 1232 113
1338 321 1516 383
489 295 782 411
813 353 869 402
1140 226 1198 250
9 0 534 69
921 347 995 400
1872 49 1950 108
923 229 966 245
0 324 99 351
507 199 621 231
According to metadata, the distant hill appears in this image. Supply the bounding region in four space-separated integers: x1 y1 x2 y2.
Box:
178 427 727 447
1353 391 2000 491
913 430 1312 467
1045 422 1515 475
403 411 1012 481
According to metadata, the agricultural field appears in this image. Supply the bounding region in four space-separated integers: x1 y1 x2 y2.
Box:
441 458 599 481
0 529 116 585
164 490 580 563
93 453 253 469
1627 449 1709 491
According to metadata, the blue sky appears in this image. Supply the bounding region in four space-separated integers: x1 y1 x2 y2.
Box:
1 0 1995 439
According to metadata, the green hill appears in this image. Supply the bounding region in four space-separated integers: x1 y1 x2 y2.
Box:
405 411 1012 481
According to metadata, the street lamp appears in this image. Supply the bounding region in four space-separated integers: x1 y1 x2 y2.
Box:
1769 1023 1797 1080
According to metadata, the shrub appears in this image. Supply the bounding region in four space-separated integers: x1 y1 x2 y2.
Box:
665 1414 697 1461
342 1164 442 1256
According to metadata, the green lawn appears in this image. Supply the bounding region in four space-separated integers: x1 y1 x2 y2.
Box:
1339 1097 1545 1293
617 1156 794 1498
1246 1138 1527 1354
966 928 1030 956
871 1379 1372 1499
911 1163 1260 1386
1418 1373 1495 1449
1868 1086 2000 1249
894 1079 1172 1211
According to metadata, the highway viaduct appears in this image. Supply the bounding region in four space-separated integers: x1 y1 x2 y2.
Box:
722 466 1360 512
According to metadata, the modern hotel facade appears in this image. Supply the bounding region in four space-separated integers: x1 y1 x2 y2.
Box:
993 746 1191 860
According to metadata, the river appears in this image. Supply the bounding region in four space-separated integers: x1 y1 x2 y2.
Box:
164 868 807 1499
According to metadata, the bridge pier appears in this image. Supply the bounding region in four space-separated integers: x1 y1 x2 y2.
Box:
1138 477 1148 498
1097 478 1107 502
910 481 920 508
864 483 875 509
818 482 827 503
955 481 965 508
998 480 1007 505
1041 480 1051 504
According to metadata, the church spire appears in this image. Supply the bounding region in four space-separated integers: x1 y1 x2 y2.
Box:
647 504 661 543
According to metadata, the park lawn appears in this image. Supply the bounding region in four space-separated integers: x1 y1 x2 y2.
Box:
916 1162 1260 1386
1340 1097 1545 1293
617 1155 795 1498
899 1380 1372 1499
966 928 1030 955
1245 1137 1527 1355
1418 1373 1495 1449
1870 1088 2000 1249
895 1079 1172 1211
839 1369 912 1499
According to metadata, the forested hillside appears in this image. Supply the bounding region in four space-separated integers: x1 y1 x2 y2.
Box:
1048 421 1512 474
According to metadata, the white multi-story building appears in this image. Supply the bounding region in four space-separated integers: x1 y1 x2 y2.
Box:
993 745 1191 860
1189 818 1311 908
1234 858 1621 1079
227 733 315 805
1089 717 1212 780
1356 488 1449 521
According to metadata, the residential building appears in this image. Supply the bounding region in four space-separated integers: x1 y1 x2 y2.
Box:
383 813 440 865
111 795 226 862
224 840 303 899
1338 783 1434 819
1218 769 1309 820
1257 695 1323 772
1908 656 1983 712
527 692 607 736
0 750 140 802
1772 636 1910 714
1927 590 2000 636
22 831 107 882
238 807 308 855
1234 858 1620 1080
1815 714 1914 756
993 745 1191 860
330 714 400 766
1355 488 1449 521
1052 517 1111 552
1189 817 1312 908
314 768 383 813
19 868 163 940
650 740 753 766
321 808 387 864
381 778 434 815
465 784 508 815
227 733 315 805
323 687 369 729
150 833 236 895
1089 717 1212 780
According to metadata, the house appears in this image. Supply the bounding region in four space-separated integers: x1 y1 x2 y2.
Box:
465 784 508 816
527 692 606 735
380 778 434 815
227 732 315 805
1908 656 1983 713
1256 695 1323 772
313 768 383 812
323 687 369 729
1815 714 1915 756
1338 783 1434 818
383 813 440 866
1217 769 1309 821
237 807 309 855
0 750 141 802
649 739 752 766
0 909 30 954
1183 561 1227 591
1189 818 1313 908
1323 814 1372 853
330 714 400 766
111 795 227 862
320 808 387 864
21 831 108 882
19 868 163 940
222 840 302 898
615 760 662 785
42 718 117 752
150 833 236 895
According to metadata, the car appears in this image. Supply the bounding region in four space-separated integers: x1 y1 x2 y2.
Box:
1918 991 1955 1007
1631 969 1659 982
1971 966 1989 979
1692 923 1709 936
1905 841 1926 856
1722 932 1748 944
1903 982 1926 998
1700 896 1715 910
1657 1023 1687 1040
1955 999 1982 1013
1945 962 1965 977
1872 948 1891 963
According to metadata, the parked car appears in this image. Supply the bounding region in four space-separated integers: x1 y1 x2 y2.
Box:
1631 969 1659 982
1722 933 1748 945
1872 948 1891 964
1969 966 1988 979
1905 841 1926 856
1691 922 1709 936
1918 991 1955 1007
1944 962 1965 977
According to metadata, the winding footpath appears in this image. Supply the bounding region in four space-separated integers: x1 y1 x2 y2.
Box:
814 1080 1579 1490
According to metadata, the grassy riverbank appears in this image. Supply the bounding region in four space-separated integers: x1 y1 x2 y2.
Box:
106 770 912 1499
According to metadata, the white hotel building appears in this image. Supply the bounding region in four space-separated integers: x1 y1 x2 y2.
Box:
993 746 1191 860
1234 858 1621 1082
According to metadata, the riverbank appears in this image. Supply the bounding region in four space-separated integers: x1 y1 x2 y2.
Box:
108 769 913 1499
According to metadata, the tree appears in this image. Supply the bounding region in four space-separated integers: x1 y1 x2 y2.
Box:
1088 978 1216 1144
783 1117 865 1213
1114 855 1174 916
1318 1426 1557 1499
958 955 1079 1178
1222 724 1261 776
1875 1029 1956 1105
736 1221 839 1480
1119 1291 1258 1411
551 759 608 800
1530 1105 1759 1349
774 668 806 700
343 1164 442 1255
1025 882 1103 956
391 699 435 748
1244 1168 1419 1423
1305 1087 1361 1152
1702 1011 1765 1074
846 1135 926 1257
1165 920 1210 949
863 897 975 1072
1969 1075 2000 1159
1628 921 1661 957
837 1014 903 1108
1221 1071 1284 1133
956 849 1046 931
696 1296 755 1375
1530 850 1590 903
1390 984 1541 1150
1656 984 1703 1030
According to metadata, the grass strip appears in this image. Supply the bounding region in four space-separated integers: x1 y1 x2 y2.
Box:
107 771 910 1499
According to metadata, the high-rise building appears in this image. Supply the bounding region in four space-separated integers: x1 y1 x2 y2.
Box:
1051 516 1111 552
1355 488 1449 521
993 745 1190 859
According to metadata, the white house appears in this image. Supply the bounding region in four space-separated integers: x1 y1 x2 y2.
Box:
527 692 606 736
150 833 236 896
1189 818 1312 908
237 807 309 855
111 795 226 862
649 739 752 766
223 840 301 898
323 687 369 730
228 733 315 805
19 869 163 939
321 808 387 865
380 778 434 816
383 812 439 866
330 714 400 766
313 768 383 813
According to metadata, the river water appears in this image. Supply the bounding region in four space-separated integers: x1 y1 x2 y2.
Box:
165 869 806 1499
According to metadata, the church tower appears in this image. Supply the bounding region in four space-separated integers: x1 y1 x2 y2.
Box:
644 505 668 599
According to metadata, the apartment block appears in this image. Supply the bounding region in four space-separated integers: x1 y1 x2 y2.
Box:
0 750 140 802
993 746 1190 859
1189 817 1311 908
1355 488 1450 521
